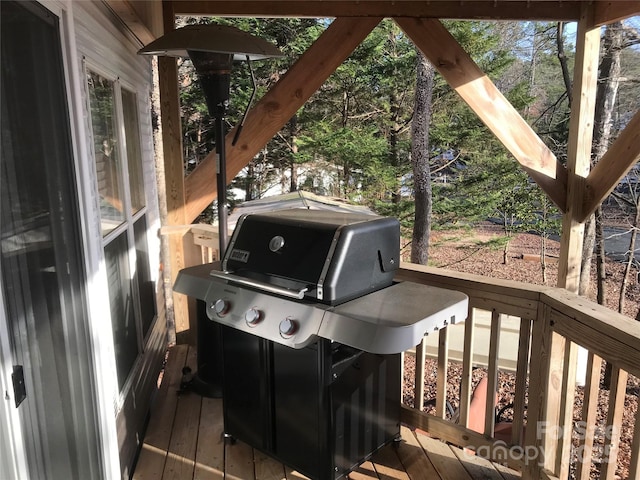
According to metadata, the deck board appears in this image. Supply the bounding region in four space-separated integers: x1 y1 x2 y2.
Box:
394 426 440 479
163 348 201 480
451 448 507 480
254 450 286 480
369 443 410 480
226 440 255 480
346 461 378 479
416 432 474 480
133 345 189 480
134 345 521 480
194 397 224 480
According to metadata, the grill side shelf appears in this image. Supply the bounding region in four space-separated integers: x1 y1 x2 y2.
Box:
318 282 469 354
173 263 219 300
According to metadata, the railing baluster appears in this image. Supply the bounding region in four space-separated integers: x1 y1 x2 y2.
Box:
542 331 567 476
629 397 640 480
435 326 449 419
600 365 628 480
400 351 405 404
575 352 603 480
414 336 426 410
458 306 476 427
523 303 553 480
485 310 501 436
512 317 532 446
557 341 578 478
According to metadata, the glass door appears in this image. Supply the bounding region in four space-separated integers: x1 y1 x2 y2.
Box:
1 1 100 478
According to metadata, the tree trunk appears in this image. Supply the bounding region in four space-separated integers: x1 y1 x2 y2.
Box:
538 198 550 283
246 163 255 201
290 115 299 192
618 205 640 314
541 234 547 284
410 52 435 265
390 90 401 205
595 207 607 305
579 213 596 297
556 22 573 107
591 23 623 390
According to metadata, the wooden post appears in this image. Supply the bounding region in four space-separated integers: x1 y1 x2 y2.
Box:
557 5 600 293
157 2 192 342
554 5 601 479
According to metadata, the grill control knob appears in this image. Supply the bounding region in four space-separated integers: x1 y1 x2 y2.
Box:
211 299 230 317
245 308 262 326
279 317 298 338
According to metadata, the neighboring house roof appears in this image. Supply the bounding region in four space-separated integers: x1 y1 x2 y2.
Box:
227 190 375 231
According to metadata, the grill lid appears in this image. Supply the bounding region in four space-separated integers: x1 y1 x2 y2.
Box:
221 209 400 304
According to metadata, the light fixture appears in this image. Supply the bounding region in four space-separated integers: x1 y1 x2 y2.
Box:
139 23 282 257
139 24 282 398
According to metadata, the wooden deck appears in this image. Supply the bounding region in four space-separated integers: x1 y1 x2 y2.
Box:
132 344 521 480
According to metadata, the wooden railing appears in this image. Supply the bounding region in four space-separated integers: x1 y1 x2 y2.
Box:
175 225 640 479
397 263 640 480
160 224 219 342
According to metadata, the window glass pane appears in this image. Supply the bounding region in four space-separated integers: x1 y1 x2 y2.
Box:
104 233 139 390
134 217 156 337
121 89 145 213
87 71 125 236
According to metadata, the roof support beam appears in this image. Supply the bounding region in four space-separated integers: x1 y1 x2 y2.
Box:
581 108 640 221
396 16 568 212
183 16 382 223
105 0 156 44
171 1 584 21
593 1 640 27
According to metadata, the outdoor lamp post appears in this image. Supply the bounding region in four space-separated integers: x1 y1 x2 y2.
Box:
139 24 282 398
139 23 282 257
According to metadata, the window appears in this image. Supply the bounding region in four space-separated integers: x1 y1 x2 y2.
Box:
87 69 156 390
88 71 125 235
122 88 145 214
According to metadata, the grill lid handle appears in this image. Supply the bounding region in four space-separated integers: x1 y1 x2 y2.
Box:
209 270 308 300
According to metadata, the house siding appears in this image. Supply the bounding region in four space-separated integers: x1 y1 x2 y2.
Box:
64 1 166 477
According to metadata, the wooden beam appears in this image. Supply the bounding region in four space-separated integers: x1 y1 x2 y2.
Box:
159 57 186 228
395 17 568 212
171 1 583 21
157 2 194 339
581 108 640 221
183 16 382 223
105 0 156 45
593 1 640 27
557 5 601 292
554 9 599 445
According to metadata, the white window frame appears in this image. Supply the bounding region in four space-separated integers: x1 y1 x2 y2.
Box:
83 60 155 403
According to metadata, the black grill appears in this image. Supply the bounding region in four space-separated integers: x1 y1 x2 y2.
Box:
174 209 468 479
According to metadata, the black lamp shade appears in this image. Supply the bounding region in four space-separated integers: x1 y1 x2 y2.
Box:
138 24 282 61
